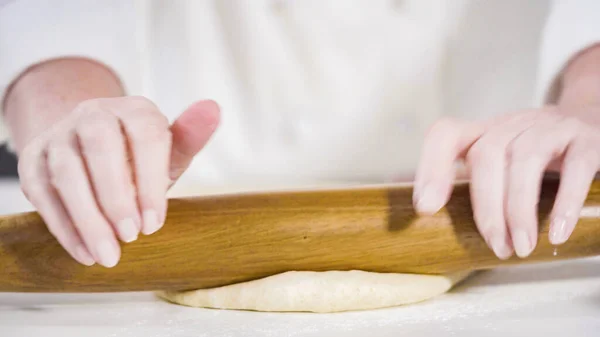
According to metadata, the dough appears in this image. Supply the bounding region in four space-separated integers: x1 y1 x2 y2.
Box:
157 270 471 313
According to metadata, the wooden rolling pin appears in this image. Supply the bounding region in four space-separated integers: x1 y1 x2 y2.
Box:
1 178 600 293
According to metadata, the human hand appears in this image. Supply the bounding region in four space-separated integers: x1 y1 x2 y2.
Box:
413 106 600 259
17 98 220 268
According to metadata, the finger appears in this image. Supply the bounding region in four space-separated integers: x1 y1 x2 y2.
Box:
76 114 140 243
468 146 511 259
413 118 484 214
117 97 171 235
549 139 599 245
18 149 96 266
413 110 525 198
46 134 121 268
506 117 576 258
467 114 538 259
505 153 545 258
168 100 220 187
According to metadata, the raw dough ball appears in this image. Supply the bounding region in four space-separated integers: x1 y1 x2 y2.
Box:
157 270 472 313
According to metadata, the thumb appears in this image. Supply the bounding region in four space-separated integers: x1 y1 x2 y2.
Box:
168 100 220 187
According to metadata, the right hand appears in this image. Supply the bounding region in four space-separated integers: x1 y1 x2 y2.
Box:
18 97 220 268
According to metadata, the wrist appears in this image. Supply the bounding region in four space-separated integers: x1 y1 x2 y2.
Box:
558 44 600 108
3 57 124 153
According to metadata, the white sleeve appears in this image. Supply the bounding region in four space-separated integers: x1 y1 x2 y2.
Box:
0 0 140 144
535 0 600 105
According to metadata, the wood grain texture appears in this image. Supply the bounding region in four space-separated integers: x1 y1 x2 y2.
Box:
1 178 600 293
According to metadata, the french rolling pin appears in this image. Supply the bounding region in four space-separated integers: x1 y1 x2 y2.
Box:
1 178 600 293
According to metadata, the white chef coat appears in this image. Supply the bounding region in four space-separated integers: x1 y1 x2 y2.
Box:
1 0 599 187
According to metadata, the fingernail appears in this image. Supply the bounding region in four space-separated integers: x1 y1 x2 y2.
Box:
118 218 139 243
549 216 571 245
142 209 162 235
489 235 512 260
512 230 533 258
414 184 442 214
95 240 120 268
74 245 96 266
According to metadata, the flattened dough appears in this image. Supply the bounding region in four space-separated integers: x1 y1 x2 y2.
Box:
157 270 471 313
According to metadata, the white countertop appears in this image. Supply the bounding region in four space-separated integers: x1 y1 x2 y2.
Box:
1 179 599 336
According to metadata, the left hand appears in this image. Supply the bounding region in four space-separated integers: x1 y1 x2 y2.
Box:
413 105 600 259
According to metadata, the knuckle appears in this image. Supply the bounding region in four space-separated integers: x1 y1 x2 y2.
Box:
119 98 169 144
507 136 536 163
123 97 163 120
76 116 120 153
17 155 35 182
46 146 67 173
562 116 585 132
46 143 76 186
20 135 46 155
74 97 158 119
465 145 483 165
127 118 171 144
568 143 600 170
466 139 498 165
465 142 485 163
72 99 104 118
18 141 44 172
127 95 157 108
